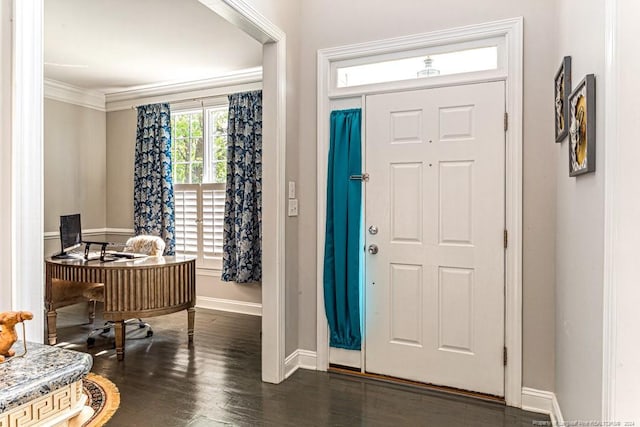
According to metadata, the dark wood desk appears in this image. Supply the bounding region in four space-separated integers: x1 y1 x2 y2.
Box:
45 256 196 360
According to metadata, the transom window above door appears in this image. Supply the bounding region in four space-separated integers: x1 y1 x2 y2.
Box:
330 37 504 95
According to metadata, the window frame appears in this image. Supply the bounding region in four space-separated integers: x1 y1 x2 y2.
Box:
171 99 229 270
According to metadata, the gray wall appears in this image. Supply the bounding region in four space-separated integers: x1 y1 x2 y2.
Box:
555 0 605 420
105 109 136 229
44 98 107 255
295 0 558 391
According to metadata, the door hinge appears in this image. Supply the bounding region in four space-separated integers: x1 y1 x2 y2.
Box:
504 230 508 249
503 347 508 366
504 112 508 132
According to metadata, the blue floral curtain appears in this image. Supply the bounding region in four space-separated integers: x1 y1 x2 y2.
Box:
133 103 175 255
324 109 362 350
222 91 262 283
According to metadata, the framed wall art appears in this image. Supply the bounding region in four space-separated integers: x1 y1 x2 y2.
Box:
554 56 571 142
568 74 596 176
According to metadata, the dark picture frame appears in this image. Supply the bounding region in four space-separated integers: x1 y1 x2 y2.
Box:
554 56 571 142
568 74 596 176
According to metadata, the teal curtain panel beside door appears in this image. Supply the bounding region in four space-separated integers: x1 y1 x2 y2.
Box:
323 108 362 350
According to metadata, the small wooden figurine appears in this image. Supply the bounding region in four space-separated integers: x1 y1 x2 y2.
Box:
0 311 33 362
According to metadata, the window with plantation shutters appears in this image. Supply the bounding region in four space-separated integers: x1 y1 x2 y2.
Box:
172 105 228 269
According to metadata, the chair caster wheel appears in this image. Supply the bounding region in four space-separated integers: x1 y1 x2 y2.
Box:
146 330 153 337
87 337 95 347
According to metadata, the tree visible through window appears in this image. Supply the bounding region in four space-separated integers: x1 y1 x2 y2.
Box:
171 106 228 184
172 105 228 269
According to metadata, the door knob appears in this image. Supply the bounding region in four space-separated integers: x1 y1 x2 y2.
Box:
368 244 379 255
368 225 378 235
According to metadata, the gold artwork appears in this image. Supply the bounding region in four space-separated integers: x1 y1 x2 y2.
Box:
568 74 595 176
574 95 587 165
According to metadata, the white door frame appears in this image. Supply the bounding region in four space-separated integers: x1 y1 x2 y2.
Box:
10 0 288 384
316 17 524 407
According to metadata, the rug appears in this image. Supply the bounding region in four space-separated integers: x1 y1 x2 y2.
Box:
81 373 120 427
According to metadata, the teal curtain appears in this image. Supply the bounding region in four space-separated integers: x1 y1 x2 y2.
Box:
323 109 362 350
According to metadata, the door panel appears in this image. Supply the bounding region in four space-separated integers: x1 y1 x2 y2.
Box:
365 82 505 396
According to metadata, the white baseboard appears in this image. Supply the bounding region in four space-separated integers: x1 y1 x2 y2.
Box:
522 387 564 426
196 296 262 316
284 349 318 379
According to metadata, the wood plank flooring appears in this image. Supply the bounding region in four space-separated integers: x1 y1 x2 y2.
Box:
54 304 550 426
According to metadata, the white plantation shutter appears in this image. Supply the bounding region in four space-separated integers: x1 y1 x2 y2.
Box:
174 185 199 255
175 183 225 269
200 183 225 269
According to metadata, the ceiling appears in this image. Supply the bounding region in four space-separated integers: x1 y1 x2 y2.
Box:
44 0 263 94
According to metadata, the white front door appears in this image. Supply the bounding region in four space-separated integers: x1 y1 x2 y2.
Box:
364 81 506 396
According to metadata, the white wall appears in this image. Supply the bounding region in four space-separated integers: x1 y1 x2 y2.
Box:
297 0 558 391
555 0 606 420
0 0 12 310
604 0 640 422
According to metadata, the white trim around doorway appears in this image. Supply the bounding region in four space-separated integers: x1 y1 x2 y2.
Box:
316 17 524 407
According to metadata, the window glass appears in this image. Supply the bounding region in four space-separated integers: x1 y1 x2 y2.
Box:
336 46 498 88
207 108 228 184
171 107 228 184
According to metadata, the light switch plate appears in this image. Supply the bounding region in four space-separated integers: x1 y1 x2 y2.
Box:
288 181 296 199
287 199 298 216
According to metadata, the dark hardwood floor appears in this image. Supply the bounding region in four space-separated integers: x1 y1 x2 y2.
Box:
55 304 550 426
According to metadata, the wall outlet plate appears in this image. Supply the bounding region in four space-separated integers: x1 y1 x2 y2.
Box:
287 199 298 216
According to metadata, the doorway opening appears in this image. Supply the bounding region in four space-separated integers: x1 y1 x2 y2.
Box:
10 0 287 384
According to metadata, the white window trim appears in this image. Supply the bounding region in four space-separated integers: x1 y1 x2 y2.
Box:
316 17 523 407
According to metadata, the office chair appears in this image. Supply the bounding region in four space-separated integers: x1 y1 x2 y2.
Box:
84 235 166 347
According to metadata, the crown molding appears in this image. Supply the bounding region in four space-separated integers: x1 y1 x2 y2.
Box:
104 67 263 112
43 79 106 112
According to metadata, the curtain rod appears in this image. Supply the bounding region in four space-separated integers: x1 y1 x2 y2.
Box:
130 97 218 110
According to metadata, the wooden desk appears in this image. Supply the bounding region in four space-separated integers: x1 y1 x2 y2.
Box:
45 256 196 360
